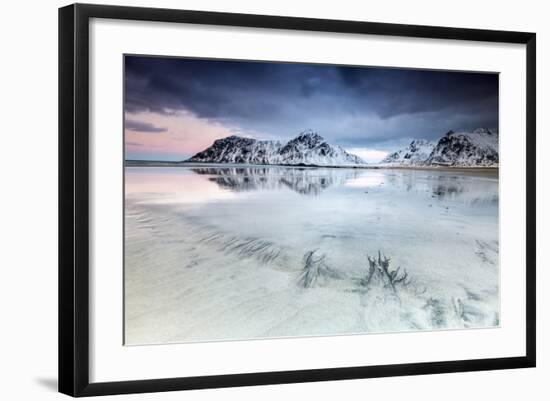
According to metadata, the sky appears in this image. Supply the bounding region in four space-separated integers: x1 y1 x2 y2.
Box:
124 55 498 162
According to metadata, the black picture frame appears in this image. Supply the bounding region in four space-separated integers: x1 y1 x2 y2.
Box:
59 3 536 397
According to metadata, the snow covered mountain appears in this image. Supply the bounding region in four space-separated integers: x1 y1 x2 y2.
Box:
380 139 435 165
426 128 499 167
187 130 365 166
379 128 499 167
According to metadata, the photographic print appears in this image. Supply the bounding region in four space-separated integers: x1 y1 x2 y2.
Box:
124 55 499 345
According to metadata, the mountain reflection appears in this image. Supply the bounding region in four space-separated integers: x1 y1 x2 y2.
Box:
384 170 499 205
188 166 498 204
429 178 498 205
190 167 361 196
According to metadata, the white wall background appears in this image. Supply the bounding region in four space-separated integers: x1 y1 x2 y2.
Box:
0 0 546 399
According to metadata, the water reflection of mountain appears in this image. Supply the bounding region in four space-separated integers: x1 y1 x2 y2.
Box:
430 180 498 205
190 167 360 196
385 171 499 205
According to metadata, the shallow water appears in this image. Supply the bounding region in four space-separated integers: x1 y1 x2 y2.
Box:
124 165 499 345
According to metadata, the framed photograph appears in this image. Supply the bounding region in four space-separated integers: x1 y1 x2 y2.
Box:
59 3 536 397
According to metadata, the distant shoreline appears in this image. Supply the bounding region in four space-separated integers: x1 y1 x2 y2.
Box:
124 160 499 172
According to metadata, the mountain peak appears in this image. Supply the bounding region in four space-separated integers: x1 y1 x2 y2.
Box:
410 138 431 147
212 135 256 147
215 135 248 141
300 128 319 136
294 129 325 142
381 139 435 165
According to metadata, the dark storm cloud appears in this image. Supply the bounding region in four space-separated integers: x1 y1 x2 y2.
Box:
335 67 498 118
125 119 167 133
125 55 498 148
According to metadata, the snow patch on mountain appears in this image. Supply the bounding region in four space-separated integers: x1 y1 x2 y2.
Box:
426 128 499 167
187 129 365 166
380 139 435 166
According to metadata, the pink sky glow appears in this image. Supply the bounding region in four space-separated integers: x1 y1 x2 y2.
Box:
125 110 236 159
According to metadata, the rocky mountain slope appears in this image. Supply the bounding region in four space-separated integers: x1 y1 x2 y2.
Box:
381 128 498 167
187 130 365 166
425 128 499 167
381 139 435 165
